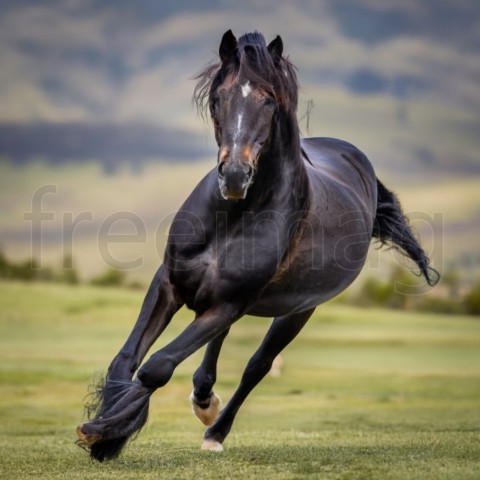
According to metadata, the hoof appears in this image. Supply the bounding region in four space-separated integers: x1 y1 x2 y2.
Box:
201 439 224 452
190 391 222 426
76 425 102 445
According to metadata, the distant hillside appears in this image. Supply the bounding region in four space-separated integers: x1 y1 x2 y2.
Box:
0 121 214 172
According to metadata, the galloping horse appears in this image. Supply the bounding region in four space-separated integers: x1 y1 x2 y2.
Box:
77 31 438 461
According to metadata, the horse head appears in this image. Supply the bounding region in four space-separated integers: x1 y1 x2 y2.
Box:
198 30 298 200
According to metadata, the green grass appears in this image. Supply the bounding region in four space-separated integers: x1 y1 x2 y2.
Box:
1 281 479 479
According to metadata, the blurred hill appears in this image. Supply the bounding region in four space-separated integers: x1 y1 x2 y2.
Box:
0 121 211 172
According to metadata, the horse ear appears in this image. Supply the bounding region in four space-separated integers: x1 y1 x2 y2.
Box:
268 35 283 62
219 29 237 64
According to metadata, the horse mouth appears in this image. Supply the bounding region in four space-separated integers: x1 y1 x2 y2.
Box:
218 178 251 200
217 158 253 200
220 186 248 200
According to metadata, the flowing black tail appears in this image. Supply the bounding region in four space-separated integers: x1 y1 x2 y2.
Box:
373 179 440 286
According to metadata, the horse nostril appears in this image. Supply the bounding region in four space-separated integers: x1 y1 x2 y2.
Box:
246 164 253 178
218 161 225 177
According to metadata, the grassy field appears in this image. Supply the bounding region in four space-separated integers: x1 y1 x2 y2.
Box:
0 281 479 479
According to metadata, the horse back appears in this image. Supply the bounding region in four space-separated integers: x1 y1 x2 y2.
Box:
301 137 377 220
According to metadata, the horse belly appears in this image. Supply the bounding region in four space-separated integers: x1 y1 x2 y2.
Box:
247 259 363 317
248 222 372 317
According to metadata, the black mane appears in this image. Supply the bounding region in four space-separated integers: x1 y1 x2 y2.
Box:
237 31 267 47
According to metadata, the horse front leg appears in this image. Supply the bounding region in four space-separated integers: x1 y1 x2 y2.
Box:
77 265 182 460
202 308 315 451
108 265 181 381
190 328 230 426
78 303 241 461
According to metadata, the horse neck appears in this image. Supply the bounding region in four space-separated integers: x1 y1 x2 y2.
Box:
252 110 308 213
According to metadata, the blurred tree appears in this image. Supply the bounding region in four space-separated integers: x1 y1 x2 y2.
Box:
464 281 480 316
90 268 125 287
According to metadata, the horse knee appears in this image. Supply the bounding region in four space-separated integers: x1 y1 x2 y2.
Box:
137 355 175 389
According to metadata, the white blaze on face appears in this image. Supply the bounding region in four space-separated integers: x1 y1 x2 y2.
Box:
234 113 243 146
236 113 243 132
234 82 251 146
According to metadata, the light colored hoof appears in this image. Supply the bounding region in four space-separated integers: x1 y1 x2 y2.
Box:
76 425 102 445
190 391 222 426
201 439 224 452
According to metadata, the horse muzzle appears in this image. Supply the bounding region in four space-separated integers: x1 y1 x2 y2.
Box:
218 161 253 200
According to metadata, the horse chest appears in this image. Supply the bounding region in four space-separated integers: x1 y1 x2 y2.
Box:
168 228 286 312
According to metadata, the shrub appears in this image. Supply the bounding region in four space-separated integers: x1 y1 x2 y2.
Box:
464 281 480 316
355 276 394 307
55 255 80 284
90 268 125 287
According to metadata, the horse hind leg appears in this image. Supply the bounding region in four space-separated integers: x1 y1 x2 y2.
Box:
190 328 230 426
201 308 315 452
191 331 287 428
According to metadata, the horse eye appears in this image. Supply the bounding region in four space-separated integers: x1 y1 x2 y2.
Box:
212 97 220 112
210 100 221 122
263 96 276 107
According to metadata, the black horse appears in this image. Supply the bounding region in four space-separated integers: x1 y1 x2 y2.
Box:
77 30 438 461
